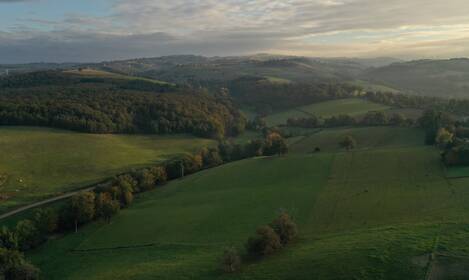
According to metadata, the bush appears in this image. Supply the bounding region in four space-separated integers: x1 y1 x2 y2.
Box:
220 246 241 273
270 213 298 245
246 225 282 257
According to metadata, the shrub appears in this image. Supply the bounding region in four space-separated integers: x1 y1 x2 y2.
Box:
221 246 241 273
270 213 298 245
246 225 282 257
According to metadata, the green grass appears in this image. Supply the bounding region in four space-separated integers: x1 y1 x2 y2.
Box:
27 126 469 279
444 165 469 178
265 98 390 126
64 68 171 85
348 79 401 93
289 126 424 154
0 126 214 213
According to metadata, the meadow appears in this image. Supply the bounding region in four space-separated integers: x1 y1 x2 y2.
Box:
0 127 214 213
27 126 469 279
264 98 390 126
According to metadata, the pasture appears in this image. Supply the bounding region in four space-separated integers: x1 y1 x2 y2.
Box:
28 126 469 279
0 127 214 213
64 68 171 85
289 126 424 153
265 98 390 126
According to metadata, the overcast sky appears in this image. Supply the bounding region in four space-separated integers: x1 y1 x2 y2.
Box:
1 0 469 63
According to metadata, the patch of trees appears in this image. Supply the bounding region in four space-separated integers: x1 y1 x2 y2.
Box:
364 91 469 117
221 212 298 273
0 82 246 139
286 111 413 129
416 108 469 166
228 77 361 113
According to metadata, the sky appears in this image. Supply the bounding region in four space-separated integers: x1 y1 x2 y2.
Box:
1 0 469 63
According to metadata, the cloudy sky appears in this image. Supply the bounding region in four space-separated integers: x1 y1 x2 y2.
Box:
1 0 469 63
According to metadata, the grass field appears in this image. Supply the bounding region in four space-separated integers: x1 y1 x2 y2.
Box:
289 126 424 153
64 68 171 85
26 126 469 279
0 127 214 213
265 98 390 126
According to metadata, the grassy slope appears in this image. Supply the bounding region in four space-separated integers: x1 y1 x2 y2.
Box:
289 127 424 153
64 68 171 85
29 126 469 279
265 98 390 126
0 127 214 213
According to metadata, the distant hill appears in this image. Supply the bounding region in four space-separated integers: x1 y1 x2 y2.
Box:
363 58 469 98
89 55 401 86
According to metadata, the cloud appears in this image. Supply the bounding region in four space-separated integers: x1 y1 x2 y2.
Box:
1 0 469 62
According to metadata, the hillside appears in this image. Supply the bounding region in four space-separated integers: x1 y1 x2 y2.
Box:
363 58 469 98
264 98 390 126
0 127 214 214
26 126 469 279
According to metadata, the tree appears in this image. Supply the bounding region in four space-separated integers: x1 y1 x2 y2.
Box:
362 111 388 126
389 113 406 126
435 127 454 149
136 169 156 192
149 166 167 185
340 135 357 151
15 220 41 251
33 208 58 235
0 248 40 280
245 139 264 157
200 147 223 167
95 193 120 223
263 133 288 156
69 191 96 232
0 227 18 250
220 246 241 273
246 225 282 257
270 212 298 245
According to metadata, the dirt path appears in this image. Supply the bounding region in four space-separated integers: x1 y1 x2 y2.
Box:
0 186 95 221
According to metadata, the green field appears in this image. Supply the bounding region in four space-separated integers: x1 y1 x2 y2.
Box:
0 127 214 213
265 98 390 126
26 126 469 279
64 68 171 85
289 126 424 153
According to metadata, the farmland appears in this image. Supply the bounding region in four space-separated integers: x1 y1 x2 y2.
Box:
0 127 214 214
264 98 391 126
26 126 469 279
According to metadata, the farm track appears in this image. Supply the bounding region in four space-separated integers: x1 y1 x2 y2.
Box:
0 186 96 221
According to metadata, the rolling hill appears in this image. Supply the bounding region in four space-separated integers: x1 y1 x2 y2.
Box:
0 127 214 214
25 126 469 280
363 58 469 98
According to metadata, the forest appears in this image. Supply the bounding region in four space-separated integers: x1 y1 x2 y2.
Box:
0 71 246 139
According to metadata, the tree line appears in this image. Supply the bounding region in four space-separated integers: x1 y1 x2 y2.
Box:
0 133 288 279
285 110 414 129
